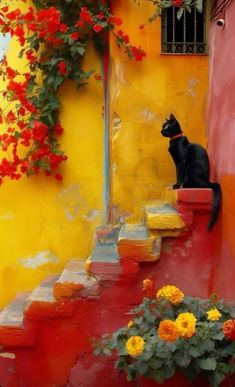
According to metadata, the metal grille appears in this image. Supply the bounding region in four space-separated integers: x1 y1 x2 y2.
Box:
161 6 207 55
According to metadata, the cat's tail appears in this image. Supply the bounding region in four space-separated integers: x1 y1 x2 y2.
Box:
208 182 222 231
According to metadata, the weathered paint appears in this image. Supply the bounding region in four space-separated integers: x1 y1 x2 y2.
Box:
0 1 105 307
109 0 208 222
0 193 218 385
208 1 235 301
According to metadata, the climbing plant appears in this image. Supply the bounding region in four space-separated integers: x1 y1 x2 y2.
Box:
0 0 202 183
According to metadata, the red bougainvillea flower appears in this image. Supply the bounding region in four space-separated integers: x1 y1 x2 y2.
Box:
142 279 156 298
53 123 64 136
58 61 68 75
32 121 48 143
107 16 122 26
5 67 18 79
117 30 129 44
172 0 183 7
94 74 102 81
59 23 68 33
70 32 79 40
131 46 146 61
26 49 36 64
93 24 103 33
80 6 93 24
223 320 235 340
54 173 63 181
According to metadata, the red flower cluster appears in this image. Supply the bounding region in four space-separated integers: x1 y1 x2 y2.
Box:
223 320 235 340
0 1 147 184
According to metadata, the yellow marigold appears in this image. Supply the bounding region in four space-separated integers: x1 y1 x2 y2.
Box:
127 320 134 328
156 285 184 305
158 320 179 342
125 336 145 357
207 308 222 321
175 312 196 338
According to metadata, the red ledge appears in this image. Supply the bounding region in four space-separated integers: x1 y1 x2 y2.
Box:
24 300 76 319
177 188 213 204
0 327 36 347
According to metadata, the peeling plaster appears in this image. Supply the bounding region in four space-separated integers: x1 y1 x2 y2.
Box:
58 184 83 221
187 79 199 97
112 163 117 176
0 212 14 220
111 112 122 141
0 352 16 359
140 109 157 122
111 61 128 108
20 250 58 269
82 209 100 222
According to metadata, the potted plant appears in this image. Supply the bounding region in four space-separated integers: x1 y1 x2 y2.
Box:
94 280 235 387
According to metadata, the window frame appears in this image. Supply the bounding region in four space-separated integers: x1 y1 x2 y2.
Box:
160 2 209 56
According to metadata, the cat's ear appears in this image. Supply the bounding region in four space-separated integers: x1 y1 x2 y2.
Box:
169 113 176 121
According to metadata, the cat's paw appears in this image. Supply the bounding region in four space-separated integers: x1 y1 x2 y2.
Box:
173 184 180 189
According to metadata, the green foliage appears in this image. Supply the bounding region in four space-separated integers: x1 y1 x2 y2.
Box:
94 292 235 386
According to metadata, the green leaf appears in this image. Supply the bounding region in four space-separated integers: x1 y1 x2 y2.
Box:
199 357 217 371
195 0 203 12
189 346 202 358
149 358 163 370
103 348 112 356
176 8 184 20
136 361 148 375
174 351 191 368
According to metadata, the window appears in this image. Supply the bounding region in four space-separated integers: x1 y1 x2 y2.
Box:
161 5 207 54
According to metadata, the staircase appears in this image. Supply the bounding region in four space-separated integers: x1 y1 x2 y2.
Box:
0 188 216 387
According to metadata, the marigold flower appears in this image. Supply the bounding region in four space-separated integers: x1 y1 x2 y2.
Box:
127 320 133 328
158 320 178 342
142 279 156 298
207 308 222 321
175 312 196 338
156 285 184 305
223 320 235 340
125 336 145 357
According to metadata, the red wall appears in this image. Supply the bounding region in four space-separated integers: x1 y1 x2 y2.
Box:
208 1 235 300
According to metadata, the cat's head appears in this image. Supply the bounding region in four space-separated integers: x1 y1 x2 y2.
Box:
161 114 182 138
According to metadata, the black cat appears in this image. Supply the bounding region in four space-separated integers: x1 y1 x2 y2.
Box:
161 114 221 231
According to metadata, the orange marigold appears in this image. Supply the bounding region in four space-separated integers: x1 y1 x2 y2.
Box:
156 285 184 305
223 320 235 340
158 320 179 342
142 279 156 298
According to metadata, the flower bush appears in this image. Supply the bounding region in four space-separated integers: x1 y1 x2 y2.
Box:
94 280 235 387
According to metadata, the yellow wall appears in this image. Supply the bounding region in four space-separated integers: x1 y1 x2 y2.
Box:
0 0 208 307
109 0 208 221
0 2 105 307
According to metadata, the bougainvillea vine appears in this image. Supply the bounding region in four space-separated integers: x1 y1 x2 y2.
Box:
0 0 146 183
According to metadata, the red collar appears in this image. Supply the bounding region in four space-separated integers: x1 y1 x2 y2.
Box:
170 133 184 141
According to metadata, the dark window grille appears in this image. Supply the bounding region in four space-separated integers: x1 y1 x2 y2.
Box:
161 6 207 54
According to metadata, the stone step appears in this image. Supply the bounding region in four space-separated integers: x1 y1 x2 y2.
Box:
89 244 119 263
95 225 120 245
145 204 186 235
0 293 36 346
53 260 99 300
87 242 139 280
24 275 76 318
118 224 161 262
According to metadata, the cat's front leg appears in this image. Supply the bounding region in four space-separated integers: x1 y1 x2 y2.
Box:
173 163 184 189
